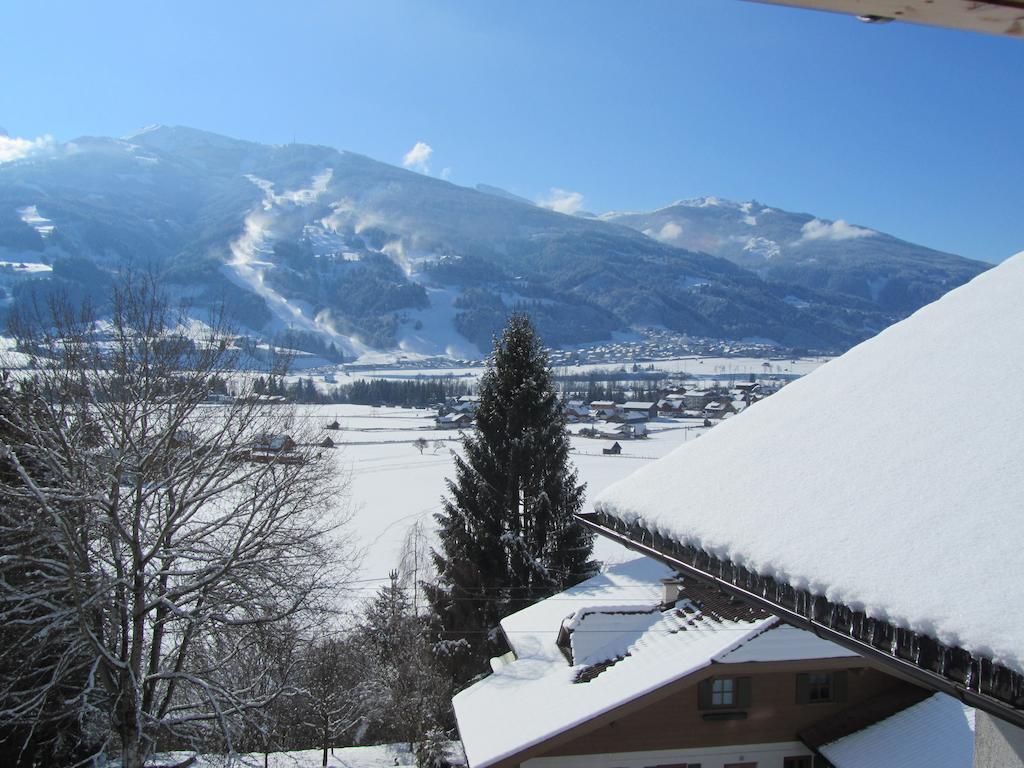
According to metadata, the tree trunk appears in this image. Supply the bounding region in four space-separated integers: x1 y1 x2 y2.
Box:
119 680 146 768
120 721 144 768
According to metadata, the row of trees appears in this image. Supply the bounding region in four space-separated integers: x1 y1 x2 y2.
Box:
0 274 595 764
251 375 474 406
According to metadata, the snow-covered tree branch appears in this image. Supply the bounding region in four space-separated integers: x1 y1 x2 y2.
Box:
0 277 358 767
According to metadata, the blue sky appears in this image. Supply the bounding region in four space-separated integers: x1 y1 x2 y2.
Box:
1 0 1021 262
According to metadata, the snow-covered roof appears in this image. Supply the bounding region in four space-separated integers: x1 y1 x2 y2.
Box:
718 623 856 664
455 556 853 768
595 252 1024 673
820 693 975 768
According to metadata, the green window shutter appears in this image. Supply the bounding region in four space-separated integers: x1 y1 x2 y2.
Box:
833 671 848 703
697 679 713 709
737 676 752 708
795 673 810 704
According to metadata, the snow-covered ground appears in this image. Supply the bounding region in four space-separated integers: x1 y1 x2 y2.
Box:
394 285 482 360
17 204 55 238
304 405 711 597
224 170 376 362
149 742 462 767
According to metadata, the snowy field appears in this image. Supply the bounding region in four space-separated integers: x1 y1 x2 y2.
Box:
301 404 711 601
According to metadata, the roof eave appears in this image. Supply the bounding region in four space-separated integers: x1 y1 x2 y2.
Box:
578 510 1024 729
743 0 1024 38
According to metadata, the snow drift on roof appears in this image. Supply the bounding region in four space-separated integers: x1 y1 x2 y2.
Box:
595 251 1024 671
718 624 856 664
820 693 975 768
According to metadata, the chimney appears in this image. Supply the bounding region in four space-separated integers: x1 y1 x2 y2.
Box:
661 577 684 607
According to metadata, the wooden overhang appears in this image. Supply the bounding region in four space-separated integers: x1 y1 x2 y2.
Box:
745 0 1024 37
577 509 1024 730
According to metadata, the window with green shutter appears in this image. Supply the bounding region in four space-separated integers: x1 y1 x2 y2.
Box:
697 676 751 710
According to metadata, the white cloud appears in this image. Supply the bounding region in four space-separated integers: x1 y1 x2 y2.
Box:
402 141 433 173
656 221 684 242
440 167 452 181
0 133 57 164
538 187 584 215
800 218 875 242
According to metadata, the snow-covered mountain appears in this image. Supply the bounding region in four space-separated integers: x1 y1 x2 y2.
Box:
602 197 984 313
0 126 988 361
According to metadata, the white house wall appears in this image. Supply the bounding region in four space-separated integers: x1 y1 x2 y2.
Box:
523 740 813 768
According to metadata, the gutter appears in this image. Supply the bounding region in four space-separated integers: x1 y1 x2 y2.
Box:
577 510 1024 731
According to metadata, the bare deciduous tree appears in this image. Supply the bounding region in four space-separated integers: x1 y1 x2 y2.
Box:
0 278 357 767
299 634 380 768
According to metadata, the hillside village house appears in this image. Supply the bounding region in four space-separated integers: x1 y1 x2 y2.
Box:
587 253 1024 767
563 400 592 421
436 412 474 430
622 401 658 420
597 422 647 440
590 400 619 419
703 400 736 420
454 395 481 413
246 433 301 464
454 557 974 768
658 395 686 416
683 390 718 410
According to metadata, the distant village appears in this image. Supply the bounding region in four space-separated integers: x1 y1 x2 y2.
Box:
434 378 785 438
212 377 788 469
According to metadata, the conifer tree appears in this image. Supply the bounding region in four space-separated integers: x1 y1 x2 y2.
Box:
426 313 596 681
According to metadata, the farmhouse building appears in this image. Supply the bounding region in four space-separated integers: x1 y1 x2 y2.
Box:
563 400 592 421
683 389 718 410
657 397 685 417
436 412 474 429
703 400 736 419
597 422 646 440
589 400 619 418
454 395 481 413
622 401 658 420
454 557 974 768
248 433 302 464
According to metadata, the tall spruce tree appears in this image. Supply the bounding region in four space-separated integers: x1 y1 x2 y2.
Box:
426 314 596 681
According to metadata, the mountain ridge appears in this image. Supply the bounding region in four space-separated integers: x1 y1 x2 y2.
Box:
0 125 989 362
